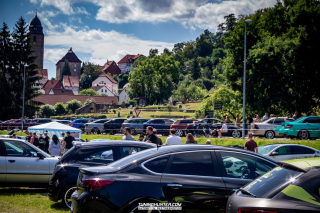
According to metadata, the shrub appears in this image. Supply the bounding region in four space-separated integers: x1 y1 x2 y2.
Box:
39 105 56 118
54 102 67 115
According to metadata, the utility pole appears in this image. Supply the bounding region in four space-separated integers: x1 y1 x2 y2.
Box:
22 65 28 131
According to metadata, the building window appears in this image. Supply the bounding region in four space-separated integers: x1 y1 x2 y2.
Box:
105 90 107 92
101 89 103 92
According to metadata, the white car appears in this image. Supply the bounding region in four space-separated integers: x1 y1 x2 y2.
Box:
84 119 110 134
258 144 320 161
250 117 294 139
0 138 59 187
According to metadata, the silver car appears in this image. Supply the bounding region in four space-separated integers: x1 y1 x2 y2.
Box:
120 118 150 135
84 119 110 134
250 117 294 139
0 138 59 187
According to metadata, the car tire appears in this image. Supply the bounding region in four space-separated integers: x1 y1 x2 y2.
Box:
298 130 309 140
62 184 77 209
232 130 241 138
176 129 184 137
91 127 100 134
265 130 275 139
126 201 163 213
131 128 137 135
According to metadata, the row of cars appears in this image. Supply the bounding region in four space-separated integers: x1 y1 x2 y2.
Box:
0 118 70 130
1 137 320 212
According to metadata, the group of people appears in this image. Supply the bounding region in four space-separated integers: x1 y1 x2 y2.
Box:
26 131 75 156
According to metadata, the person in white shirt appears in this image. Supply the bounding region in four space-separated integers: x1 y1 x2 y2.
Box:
218 121 228 138
262 112 269 121
165 129 183 145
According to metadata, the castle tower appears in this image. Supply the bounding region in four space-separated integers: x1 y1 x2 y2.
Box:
29 13 44 69
56 48 82 80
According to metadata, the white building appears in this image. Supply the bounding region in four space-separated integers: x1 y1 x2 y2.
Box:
91 85 116 97
119 83 130 104
92 73 118 95
117 54 141 74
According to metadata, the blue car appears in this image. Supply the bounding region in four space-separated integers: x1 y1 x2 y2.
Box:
142 118 175 136
70 118 95 131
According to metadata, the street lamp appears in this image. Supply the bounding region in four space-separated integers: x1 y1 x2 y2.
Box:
22 64 29 130
242 19 251 139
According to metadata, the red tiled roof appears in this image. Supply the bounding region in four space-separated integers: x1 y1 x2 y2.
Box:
90 86 103 91
117 54 141 64
43 80 63 94
36 69 48 79
98 73 118 84
50 88 74 95
56 47 82 65
33 95 118 105
101 61 121 75
63 75 79 88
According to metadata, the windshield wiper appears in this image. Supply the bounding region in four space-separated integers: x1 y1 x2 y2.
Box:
238 188 256 197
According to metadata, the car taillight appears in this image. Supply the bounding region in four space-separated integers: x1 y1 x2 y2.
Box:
121 124 125 126
71 124 75 127
30 122 34 125
238 209 280 213
285 125 293 128
170 125 173 128
84 124 88 126
186 125 190 128
82 179 115 192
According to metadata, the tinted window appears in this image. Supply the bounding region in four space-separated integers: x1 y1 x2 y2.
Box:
152 120 164 124
258 145 278 155
275 146 293 155
81 148 114 163
304 117 320 124
4 141 38 157
144 156 169 173
293 146 315 155
267 119 274 124
120 146 148 158
166 152 215 177
274 118 284 125
220 152 275 179
180 120 193 124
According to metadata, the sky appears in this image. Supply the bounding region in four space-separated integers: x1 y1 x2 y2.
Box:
0 0 276 79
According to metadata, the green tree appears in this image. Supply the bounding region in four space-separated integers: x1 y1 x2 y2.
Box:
60 59 71 82
79 62 103 90
66 100 82 113
54 102 67 115
149 48 159 58
39 105 56 118
78 88 99 96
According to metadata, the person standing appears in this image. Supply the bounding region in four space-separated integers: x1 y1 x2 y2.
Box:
38 133 45 151
11 134 16 139
122 127 135 141
225 116 231 124
26 132 32 142
31 132 40 148
185 133 197 144
235 114 241 127
165 129 183 145
286 113 291 118
63 131 75 154
49 134 62 156
144 126 158 145
253 114 260 123
217 121 228 138
153 129 163 146
262 113 269 121
293 111 299 120
44 132 50 153
138 134 145 142
244 133 258 153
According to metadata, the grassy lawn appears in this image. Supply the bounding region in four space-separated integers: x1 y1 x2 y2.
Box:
0 188 68 213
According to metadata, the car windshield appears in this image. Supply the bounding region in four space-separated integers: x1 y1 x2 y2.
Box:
258 145 278 155
294 117 305 122
243 166 304 198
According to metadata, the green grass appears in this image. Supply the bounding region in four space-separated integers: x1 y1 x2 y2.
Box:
0 131 27 136
0 188 68 213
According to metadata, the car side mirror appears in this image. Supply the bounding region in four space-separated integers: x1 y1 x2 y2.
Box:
271 151 279 156
37 152 45 159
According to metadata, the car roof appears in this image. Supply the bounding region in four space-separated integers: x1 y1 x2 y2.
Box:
283 157 320 170
74 140 156 148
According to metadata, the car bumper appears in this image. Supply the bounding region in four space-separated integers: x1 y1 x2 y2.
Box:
48 183 62 202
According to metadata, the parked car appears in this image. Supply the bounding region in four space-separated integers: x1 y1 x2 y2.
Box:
186 118 223 135
258 143 320 161
278 116 320 140
226 157 320 213
170 119 198 137
70 118 95 132
1 119 19 130
84 119 110 134
142 118 175 136
250 117 294 139
0 135 26 140
103 118 127 135
120 118 150 135
48 140 156 208
29 118 56 126
56 120 71 125
71 145 278 213
0 138 59 187
210 124 243 138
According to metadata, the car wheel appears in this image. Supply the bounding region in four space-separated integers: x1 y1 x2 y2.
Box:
63 185 77 209
298 130 309 140
265 130 275 139
176 129 184 137
232 130 241 138
91 127 100 134
126 201 163 213
131 128 137 135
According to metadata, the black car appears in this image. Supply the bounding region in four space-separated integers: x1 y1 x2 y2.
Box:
48 141 156 208
104 118 127 134
142 118 175 136
227 157 320 213
71 145 278 213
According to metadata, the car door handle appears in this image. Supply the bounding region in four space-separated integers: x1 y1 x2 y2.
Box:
8 160 15 163
167 183 183 188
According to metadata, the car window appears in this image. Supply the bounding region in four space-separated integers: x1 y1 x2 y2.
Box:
293 146 315 155
166 152 215 177
274 118 285 125
304 117 320 124
4 141 38 157
267 119 274 124
169 120 175 125
275 146 293 155
152 120 164 124
119 146 148 158
220 152 275 179
258 145 278 155
81 148 114 163
144 156 169 173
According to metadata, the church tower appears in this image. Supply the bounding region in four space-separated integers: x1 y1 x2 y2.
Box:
29 13 44 69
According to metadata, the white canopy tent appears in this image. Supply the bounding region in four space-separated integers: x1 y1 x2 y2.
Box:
28 122 82 138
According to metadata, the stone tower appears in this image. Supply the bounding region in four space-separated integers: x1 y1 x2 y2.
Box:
56 48 82 80
29 13 44 69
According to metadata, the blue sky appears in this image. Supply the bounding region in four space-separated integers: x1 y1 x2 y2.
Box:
0 0 276 79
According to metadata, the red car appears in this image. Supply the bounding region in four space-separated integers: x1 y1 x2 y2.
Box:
170 119 198 137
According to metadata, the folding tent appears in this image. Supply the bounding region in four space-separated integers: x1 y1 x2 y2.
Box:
28 121 82 138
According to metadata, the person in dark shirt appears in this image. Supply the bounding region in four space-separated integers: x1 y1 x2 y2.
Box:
144 126 158 145
62 131 75 154
153 129 163 146
244 133 258 153
26 132 32 143
44 132 50 153
38 133 45 151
